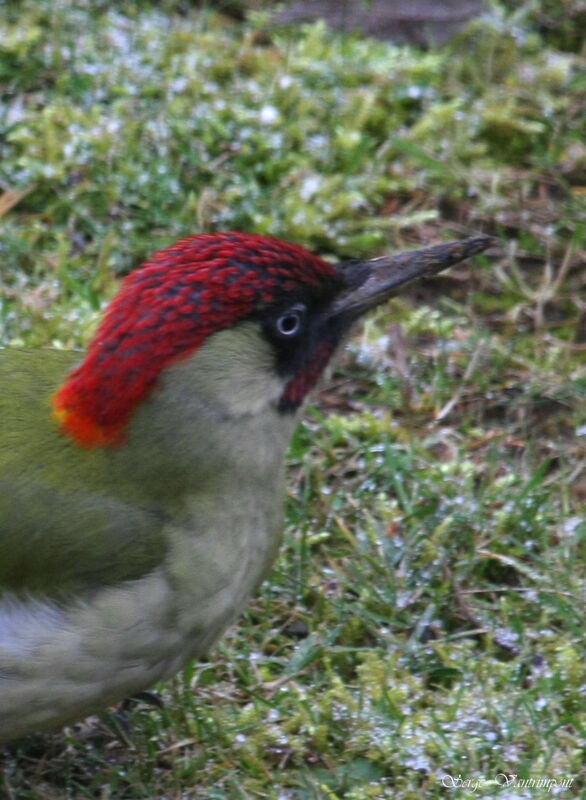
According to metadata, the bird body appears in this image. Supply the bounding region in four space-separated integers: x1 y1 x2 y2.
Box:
0 231 493 743
0 337 294 739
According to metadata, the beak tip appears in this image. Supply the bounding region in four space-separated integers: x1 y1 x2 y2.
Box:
331 233 499 320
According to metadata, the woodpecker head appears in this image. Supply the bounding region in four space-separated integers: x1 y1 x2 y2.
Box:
52 231 494 448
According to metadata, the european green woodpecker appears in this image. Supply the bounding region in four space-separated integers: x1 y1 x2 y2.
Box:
0 231 493 743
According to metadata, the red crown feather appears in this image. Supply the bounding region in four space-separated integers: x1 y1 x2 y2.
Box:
52 232 337 448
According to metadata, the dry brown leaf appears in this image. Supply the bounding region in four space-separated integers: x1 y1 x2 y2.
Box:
0 186 35 218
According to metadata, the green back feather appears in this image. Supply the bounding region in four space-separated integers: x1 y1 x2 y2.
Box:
0 349 167 598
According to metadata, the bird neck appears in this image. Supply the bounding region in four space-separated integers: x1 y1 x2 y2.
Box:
113 325 300 506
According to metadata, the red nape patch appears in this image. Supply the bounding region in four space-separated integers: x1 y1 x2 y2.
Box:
280 340 336 412
53 232 338 448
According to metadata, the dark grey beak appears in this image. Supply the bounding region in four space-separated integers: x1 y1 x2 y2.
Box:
330 235 497 322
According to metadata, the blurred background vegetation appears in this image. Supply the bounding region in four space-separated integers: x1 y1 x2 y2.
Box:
1 1 585 797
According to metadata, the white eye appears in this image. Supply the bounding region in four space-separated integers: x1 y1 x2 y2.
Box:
276 304 306 337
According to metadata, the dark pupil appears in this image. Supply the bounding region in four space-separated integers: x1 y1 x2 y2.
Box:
278 313 300 335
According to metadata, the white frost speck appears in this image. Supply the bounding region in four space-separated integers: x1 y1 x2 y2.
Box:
299 174 321 200
259 105 280 124
562 517 583 536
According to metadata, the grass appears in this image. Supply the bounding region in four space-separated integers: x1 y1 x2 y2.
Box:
1 0 585 797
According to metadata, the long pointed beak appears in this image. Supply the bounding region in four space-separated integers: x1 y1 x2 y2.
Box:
330 235 497 322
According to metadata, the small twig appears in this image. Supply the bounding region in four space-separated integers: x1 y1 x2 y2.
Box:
545 336 586 351
548 240 576 299
157 738 199 755
2 774 16 800
259 667 311 699
459 587 580 599
434 338 487 422
534 241 575 329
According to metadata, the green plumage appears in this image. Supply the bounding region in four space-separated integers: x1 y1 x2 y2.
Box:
0 328 295 742
0 349 167 596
